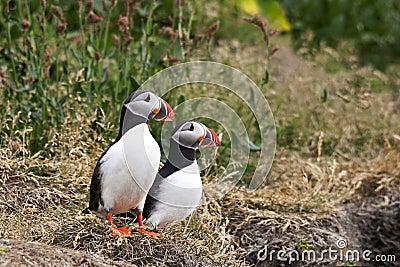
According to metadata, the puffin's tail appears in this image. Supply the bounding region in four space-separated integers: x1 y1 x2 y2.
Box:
81 207 91 214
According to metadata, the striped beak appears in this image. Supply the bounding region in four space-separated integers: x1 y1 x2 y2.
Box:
153 99 174 122
199 127 221 147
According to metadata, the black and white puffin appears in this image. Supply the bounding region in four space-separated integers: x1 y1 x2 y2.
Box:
87 90 174 237
142 120 221 229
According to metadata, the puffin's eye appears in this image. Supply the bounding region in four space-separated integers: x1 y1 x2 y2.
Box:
145 94 151 102
189 123 194 131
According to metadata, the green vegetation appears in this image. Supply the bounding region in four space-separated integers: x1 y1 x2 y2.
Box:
280 0 400 69
0 0 214 153
2 0 398 158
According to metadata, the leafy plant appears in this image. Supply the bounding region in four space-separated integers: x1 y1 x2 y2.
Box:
0 0 212 154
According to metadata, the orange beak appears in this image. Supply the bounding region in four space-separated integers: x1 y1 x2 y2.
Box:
208 127 221 147
199 127 221 147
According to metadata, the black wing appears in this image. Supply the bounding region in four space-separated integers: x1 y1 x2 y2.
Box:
88 146 112 211
142 173 163 219
88 159 104 212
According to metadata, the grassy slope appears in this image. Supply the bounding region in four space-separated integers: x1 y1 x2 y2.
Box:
213 38 400 266
1 37 400 266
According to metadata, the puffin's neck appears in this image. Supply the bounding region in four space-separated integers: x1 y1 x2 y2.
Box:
160 139 196 177
115 106 148 142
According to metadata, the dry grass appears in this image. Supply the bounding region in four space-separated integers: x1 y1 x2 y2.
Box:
1 129 398 266
213 39 400 158
221 150 400 266
0 117 243 266
1 40 400 266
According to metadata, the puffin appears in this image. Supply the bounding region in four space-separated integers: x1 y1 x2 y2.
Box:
142 120 221 229
87 90 174 237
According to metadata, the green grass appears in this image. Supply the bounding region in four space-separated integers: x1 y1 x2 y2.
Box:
0 0 213 154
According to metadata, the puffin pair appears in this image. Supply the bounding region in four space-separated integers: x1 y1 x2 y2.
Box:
87 90 220 237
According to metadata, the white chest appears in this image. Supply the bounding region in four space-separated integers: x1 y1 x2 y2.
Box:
147 162 203 227
100 124 160 214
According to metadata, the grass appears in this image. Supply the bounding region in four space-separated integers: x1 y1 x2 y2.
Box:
1 0 400 266
0 0 217 154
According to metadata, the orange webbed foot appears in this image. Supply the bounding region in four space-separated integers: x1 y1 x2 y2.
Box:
136 227 160 237
112 225 132 237
107 212 132 237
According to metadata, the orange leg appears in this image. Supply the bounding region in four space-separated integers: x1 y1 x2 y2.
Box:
107 212 132 237
136 213 160 237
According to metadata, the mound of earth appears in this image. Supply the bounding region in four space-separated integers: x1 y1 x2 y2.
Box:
0 239 135 267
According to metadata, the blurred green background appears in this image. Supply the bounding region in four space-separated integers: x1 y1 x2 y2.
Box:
280 0 400 68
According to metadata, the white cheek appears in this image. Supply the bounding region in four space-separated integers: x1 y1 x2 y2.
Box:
176 132 197 147
127 101 154 118
149 98 159 109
